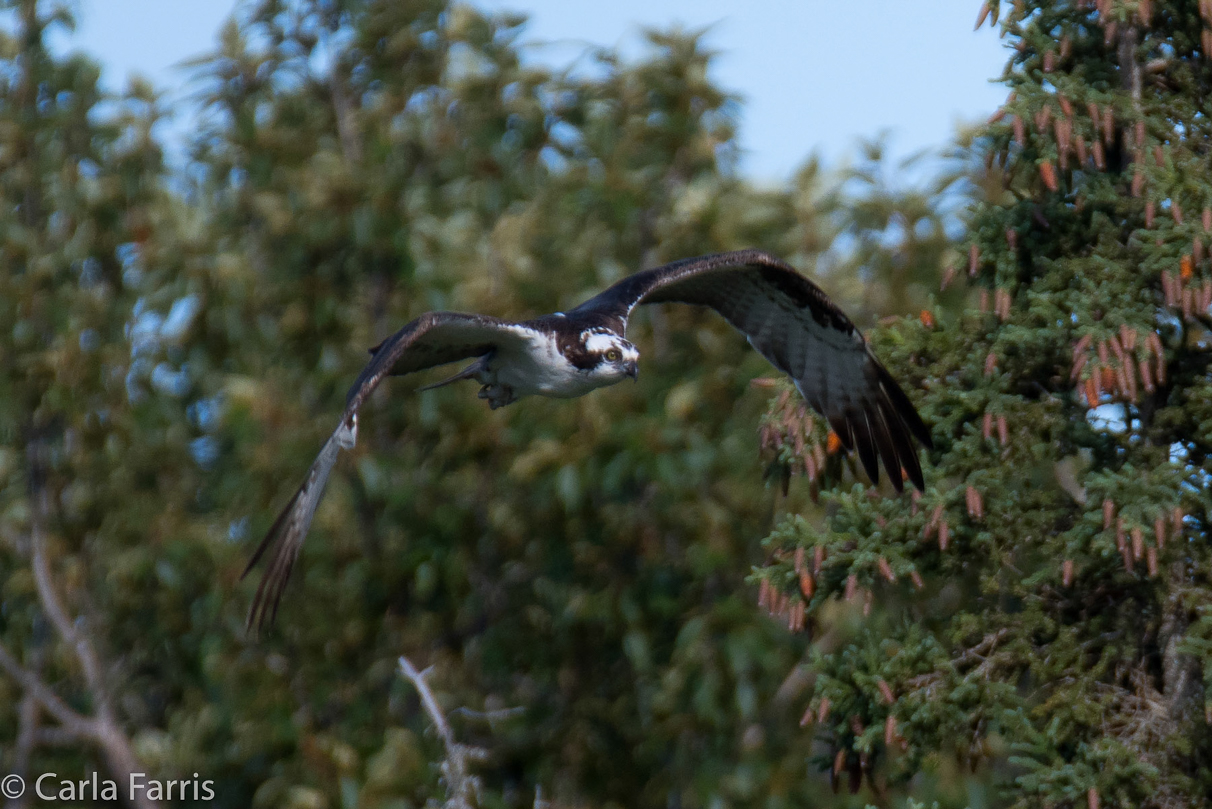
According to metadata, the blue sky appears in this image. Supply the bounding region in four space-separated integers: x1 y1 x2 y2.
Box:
63 0 1010 181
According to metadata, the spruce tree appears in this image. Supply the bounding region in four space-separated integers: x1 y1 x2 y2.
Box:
765 0 1212 805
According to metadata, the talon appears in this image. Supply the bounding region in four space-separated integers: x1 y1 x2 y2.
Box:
478 382 514 409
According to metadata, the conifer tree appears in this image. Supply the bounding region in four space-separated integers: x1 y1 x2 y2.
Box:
765 1 1212 805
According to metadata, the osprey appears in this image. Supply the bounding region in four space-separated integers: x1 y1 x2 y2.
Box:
244 249 932 629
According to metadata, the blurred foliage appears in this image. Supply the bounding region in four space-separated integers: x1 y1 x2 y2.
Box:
16 0 1207 808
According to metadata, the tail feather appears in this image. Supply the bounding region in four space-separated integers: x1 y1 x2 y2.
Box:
417 355 491 392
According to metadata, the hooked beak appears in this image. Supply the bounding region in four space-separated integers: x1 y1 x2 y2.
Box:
626 361 639 381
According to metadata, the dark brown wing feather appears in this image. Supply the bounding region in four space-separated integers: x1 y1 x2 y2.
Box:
573 249 932 490
242 311 529 632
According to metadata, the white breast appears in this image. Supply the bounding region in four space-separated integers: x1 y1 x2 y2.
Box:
494 330 600 399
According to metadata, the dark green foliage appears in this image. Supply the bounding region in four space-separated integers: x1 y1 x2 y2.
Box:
763 1 1212 806
8 0 1209 807
187 6 821 804
0 1 887 807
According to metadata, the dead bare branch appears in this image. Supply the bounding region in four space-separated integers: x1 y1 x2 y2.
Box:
27 444 110 717
10 687 39 809
0 441 161 809
398 655 486 809
0 641 93 736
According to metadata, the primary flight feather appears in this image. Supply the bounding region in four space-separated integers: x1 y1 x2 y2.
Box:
243 249 933 630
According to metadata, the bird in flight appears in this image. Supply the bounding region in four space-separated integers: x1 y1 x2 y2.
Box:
243 249 932 629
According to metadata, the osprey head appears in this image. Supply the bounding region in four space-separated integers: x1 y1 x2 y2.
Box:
582 330 640 382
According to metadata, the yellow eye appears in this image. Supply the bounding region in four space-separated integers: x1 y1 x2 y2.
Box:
605 349 622 362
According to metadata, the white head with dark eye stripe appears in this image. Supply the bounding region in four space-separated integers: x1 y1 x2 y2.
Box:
582 331 640 381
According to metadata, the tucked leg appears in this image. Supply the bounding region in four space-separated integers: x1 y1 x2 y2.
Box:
478 383 516 409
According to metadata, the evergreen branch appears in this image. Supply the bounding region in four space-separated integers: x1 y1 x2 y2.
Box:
951 628 1010 671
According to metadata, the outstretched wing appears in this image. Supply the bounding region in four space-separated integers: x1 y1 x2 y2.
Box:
572 249 933 490
242 311 530 631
